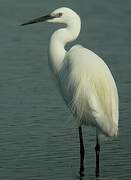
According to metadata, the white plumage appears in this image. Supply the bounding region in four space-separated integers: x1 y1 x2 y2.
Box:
47 7 119 137
60 46 118 137
22 7 119 176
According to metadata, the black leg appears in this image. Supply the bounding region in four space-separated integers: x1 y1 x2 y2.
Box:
95 136 100 178
79 126 85 177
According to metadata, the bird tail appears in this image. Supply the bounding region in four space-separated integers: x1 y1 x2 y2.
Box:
67 70 118 137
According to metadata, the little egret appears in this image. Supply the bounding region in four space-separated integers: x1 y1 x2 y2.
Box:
21 7 119 177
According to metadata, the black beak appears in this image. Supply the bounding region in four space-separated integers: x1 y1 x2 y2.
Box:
21 14 55 26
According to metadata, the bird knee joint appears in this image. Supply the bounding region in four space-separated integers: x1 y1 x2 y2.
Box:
95 144 100 153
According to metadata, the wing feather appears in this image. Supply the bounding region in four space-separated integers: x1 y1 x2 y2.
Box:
58 45 119 137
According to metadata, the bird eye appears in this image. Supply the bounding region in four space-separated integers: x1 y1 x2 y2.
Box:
58 12 62 17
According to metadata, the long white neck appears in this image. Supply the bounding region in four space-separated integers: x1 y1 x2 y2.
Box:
49 16 81 74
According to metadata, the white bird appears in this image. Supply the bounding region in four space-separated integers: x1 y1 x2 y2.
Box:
21 7 119 177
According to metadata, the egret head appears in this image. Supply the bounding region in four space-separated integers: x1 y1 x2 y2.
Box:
21 7 80 26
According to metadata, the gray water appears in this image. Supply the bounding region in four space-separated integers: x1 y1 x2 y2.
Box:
0 0 131 179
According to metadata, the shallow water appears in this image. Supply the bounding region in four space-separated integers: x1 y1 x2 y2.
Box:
0 0 131 179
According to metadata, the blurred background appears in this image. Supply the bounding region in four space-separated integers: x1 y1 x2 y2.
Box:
0 0 131 179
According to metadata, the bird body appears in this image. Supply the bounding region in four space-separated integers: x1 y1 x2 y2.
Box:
59 45 118 137
47 8 119 137
50 43 118 137
22 7 119 177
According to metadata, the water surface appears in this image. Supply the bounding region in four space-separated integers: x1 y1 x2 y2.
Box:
0 0 131 179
